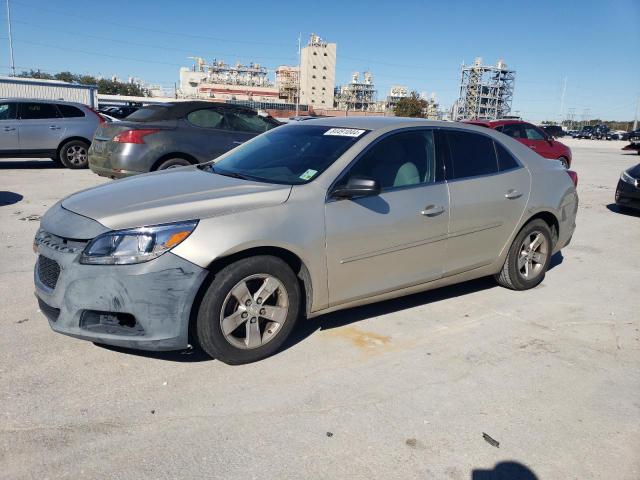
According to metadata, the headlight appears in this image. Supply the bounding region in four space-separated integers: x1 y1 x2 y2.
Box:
80 220 198 265
621 170 638 187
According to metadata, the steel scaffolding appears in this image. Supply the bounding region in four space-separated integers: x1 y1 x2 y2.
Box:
455 58 515 120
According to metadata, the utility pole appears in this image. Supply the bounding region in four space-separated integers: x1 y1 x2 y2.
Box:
6 0 15 76
559 76 567 125
295 32 301 117
633 94 639 131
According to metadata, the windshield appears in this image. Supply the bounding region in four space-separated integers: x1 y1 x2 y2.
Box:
206 124 368 185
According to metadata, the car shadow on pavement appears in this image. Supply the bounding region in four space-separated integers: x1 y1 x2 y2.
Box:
94 342 214 362
0 191 23 206
606 203 640 217
472 461 538 479
0 159 61 169
287 252 565 351
285 276 498 350
95 252 565 363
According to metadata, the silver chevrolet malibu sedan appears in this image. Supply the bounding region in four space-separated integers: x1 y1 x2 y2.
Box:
34 118 578 364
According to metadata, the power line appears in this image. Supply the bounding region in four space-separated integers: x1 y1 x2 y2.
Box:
10 0 290 48
10 18 296 63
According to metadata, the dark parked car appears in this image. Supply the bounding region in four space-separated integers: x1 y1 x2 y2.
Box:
98 105 140 119
615 163 640 211
576 126 594 139
591 124 610 140
89 101 281 178
541 125 566 138
464 119 573 168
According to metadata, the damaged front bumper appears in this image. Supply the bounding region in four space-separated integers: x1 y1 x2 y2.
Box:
34 230 208 351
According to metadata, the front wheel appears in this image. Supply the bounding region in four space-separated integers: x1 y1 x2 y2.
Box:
495 219 553 290
59 140 90 169
155 157 192 170
196 256 301 365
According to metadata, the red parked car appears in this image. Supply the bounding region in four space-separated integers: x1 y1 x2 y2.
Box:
464 120 572 168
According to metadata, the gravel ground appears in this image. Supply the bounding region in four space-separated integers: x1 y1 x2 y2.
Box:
1 139 639 479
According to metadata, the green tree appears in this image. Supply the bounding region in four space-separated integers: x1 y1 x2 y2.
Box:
394 91 427 118
17 69 149 97
17 69 53 79
54 71 76 83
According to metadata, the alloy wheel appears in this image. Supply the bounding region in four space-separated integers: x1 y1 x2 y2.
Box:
219 274 289 350
65 145 87 166
517 231 549 280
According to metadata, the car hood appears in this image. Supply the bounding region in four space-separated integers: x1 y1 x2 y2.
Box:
61 167 292 230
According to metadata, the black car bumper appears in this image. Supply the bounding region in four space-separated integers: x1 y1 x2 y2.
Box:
615 179 640 210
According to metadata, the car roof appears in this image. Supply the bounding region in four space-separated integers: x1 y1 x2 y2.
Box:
0 98 88 107
130 101 258 120
297 116 454 130
462 119 526 127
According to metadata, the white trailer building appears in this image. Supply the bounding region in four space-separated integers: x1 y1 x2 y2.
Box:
0 76 98 107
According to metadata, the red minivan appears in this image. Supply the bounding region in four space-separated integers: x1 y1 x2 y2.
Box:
464 120 572 168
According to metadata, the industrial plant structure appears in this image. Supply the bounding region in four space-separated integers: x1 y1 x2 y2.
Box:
454 58 515 121
175 32 442 118
178 57 280 102
334 71 377 111
275 65 299 104
299 33 337 109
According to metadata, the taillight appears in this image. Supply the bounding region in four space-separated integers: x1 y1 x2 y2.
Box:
88 107 105 124
112 129 159 144
566 170 578 187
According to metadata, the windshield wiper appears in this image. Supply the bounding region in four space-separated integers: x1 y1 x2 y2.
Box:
210 167 251 181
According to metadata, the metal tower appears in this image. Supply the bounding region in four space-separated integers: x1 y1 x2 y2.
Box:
455 58 516 120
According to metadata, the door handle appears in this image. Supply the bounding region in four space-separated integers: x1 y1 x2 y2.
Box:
49 125 61 130
505 189 522 199
3 126 15 131
232 140 244 145
528 145 537 149
421 205 445 216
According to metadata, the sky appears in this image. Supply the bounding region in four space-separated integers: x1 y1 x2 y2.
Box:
0 0 638 122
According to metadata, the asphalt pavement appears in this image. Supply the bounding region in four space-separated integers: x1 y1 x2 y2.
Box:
1 138 639 479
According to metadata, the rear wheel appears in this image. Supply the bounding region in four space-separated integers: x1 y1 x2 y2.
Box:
196 256 301 364
59 140 89 169
155 157 192 170
495 219 553 290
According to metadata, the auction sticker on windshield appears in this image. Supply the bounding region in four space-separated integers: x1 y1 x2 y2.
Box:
324 128 366 137
299 169 318 181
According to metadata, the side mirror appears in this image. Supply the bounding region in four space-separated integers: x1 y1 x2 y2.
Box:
331 176 381 199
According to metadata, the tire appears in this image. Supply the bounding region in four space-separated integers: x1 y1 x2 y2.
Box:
495 219 553 290
59 140 90 169
557 157 569 169
196 256 301 365
155 157 192 170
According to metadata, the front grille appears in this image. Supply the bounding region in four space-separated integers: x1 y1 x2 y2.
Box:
37 297 60 322
37 256 61 290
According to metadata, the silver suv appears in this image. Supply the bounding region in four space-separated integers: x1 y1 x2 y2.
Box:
34 118 578 364
0 98 102 168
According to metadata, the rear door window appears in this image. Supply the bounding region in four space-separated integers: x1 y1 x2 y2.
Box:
522 123 547 140
500 123 525 139
494 142 520 171
19 102 61 120
187 109 225 129
226 111 276 133
57 104 85 118
445 130 499 179
0 102 17 120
